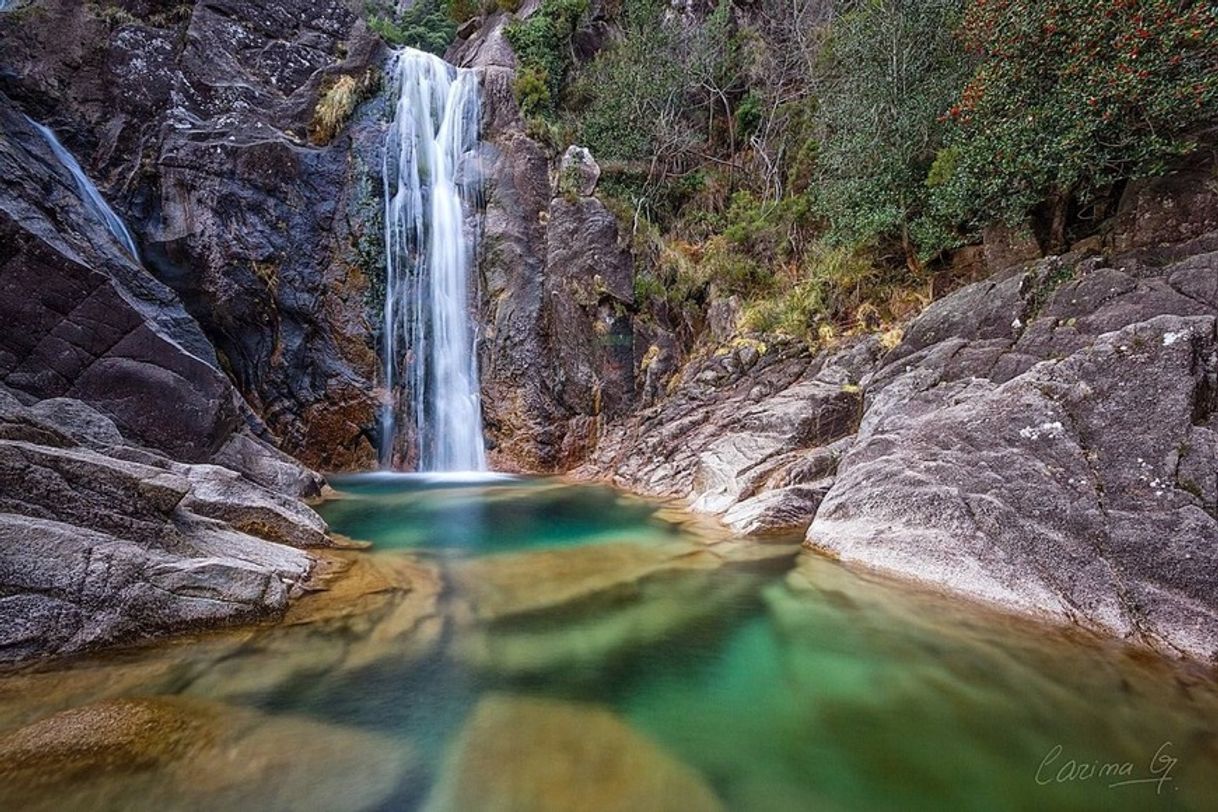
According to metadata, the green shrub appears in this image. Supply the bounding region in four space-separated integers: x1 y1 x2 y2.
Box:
923 0 1218 252
734 91 763 139
504 0 589 117
367 0 457 55
513 66 552 119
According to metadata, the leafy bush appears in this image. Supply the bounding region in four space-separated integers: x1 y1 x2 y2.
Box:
924 0 1218 251
512 66 552 119
812 0 967 268
574 0 740 176
505 0 589 117
449 0 479 24
368 0 457 55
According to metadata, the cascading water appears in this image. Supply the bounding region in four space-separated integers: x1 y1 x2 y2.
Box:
27 118 141 261
380 48 486 472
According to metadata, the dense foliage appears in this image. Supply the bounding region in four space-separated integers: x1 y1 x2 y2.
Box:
589 0 1216 343
575 0 741 172
361 0 1217 345
924 0 1218 252
367 0 458 56
504 0 589 117
813 0 968 268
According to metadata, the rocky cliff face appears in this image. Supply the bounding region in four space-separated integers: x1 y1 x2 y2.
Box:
2 0 646 474
0 90 336 664
583 154 1218 661
0 0 384 469
452 27 640 471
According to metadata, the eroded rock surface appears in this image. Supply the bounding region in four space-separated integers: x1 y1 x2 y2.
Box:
452 29 641 471
0 16 349 665
0 0 383 469
580 339 872 534
0 392 333 666
811 271 1218 659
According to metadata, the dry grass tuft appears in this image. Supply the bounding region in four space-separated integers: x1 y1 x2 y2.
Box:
310 71 379 145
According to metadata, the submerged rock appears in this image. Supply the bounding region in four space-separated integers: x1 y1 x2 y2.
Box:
448 539 789 677
424 694 724 812
0 697 416 812
180 551 446 703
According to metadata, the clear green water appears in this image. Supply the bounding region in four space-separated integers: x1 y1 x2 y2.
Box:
1 476 1216 811
319 473 685 553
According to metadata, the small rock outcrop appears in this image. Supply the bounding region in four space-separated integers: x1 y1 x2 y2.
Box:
580 339 873 536
0 389 332 666
557 144 600 197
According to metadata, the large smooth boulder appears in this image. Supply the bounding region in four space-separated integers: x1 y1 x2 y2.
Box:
810 314 1218 658
424 694 724 812
0 514 309 665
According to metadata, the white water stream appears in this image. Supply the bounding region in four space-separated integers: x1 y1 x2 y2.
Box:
27 118 140 261
380 48 485 472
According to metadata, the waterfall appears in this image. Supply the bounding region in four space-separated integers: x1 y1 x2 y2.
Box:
28 118 140 261
380 48 486 472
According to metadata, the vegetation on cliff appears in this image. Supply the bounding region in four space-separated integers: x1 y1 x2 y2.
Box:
367 0 460 55
468 0 1218 346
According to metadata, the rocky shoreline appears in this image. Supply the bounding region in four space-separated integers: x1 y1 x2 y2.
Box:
579 156 1218 661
